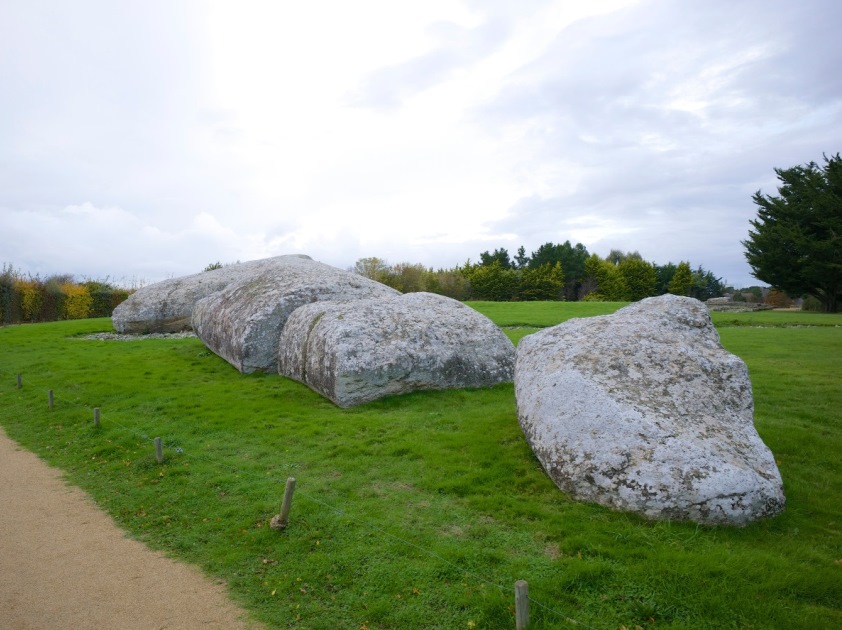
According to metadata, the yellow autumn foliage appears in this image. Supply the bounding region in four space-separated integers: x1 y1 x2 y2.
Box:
16 279 42 321
60 282 93 319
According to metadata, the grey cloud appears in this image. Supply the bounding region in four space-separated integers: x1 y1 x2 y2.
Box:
474 0 842 286
2 1 840 291
482 0 842 157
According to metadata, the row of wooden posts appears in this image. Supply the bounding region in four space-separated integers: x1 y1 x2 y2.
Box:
21 373 533 628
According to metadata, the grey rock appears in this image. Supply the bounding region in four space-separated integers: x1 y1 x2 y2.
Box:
515 294 785 526
111 256 313 333
192 257 399 373
278 292 515 407
704 297 774 313
80 331 197 341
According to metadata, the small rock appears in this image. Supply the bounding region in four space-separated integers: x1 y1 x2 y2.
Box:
269 514 287 530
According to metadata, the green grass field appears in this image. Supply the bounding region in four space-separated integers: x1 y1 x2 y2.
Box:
0 304 840 628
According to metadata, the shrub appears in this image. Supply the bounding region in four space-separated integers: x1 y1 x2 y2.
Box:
424 269 472 301
765 289 793 308
584 254 631 301
0 264 23 324
518 263 565 301
60 283 93 319
17 279 42 322
381 262 427 293
581 292 607 302
802 296 824 312
0 266 134 324
619 258 657 301
84 281 115 318
41 276 72 322
462 261 518 301
667 261 693 296
111 288 132 311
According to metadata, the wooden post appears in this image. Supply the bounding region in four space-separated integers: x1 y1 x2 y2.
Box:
270 477 296 530
154 437 163 464
515 580 529 630
93 408 100 427
280 477 296 524
48 389 54 409
16 373 22 389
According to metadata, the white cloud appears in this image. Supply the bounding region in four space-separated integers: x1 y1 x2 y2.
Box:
1 0 840 289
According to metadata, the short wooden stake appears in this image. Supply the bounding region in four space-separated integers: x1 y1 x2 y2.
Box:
154 437 163 464
16 373 22 389
48 389 54 409
515 580 529 630
270 477 297 530
93 407 100 427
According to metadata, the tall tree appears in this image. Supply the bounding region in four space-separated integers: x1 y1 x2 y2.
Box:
618 258 657 301
743 153 842 312
689 265 725 301
529 242 564 268
425 267 472 301
605 249 641 266
513 245 529 269
463 261 517 301
385 262 427 293
583 253 630 301
667 261 693 296
529 241 589 300
479 248 512 269
518 263 565 301
654 262 677 294
353 257 390 282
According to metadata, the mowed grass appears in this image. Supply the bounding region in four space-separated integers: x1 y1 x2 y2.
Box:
0 304 840 629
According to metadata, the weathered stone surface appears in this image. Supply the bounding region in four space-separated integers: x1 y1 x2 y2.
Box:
111 256 313 333
278 292 516 407
192 257 399 373
515 294 785 526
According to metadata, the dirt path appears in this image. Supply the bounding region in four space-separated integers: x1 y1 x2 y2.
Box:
0 426 257 629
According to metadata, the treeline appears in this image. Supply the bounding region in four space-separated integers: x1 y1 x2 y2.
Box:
353 241 727 302
1 243 728 326
0 264 131 325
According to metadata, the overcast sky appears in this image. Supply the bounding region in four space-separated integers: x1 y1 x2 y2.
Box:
2 0 840 289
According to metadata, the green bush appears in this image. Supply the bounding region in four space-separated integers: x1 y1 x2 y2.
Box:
802 295 824 311
462 261 518 301
424 268 472 301
0 266 131 324
518 263 565 301
0 264 23 324
581 292 607 302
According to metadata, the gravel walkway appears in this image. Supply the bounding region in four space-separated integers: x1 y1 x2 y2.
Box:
0 426 257 629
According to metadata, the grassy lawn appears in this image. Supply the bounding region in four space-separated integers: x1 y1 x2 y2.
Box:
0 304 840 628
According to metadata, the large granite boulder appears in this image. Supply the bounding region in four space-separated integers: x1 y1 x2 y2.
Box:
515 294 785 526
192 257 399 373
111 256 312 333
278 292 516 407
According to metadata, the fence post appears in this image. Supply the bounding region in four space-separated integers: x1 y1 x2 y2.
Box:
515 580 529 630
270 477 297 530
94 408 100 427
48 389 54 409
16 373 21 389
154 437 163 464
